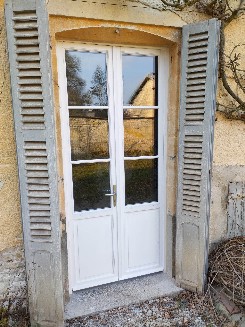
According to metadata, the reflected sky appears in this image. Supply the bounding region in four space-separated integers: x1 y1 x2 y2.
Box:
123 55 157 105
66 50 108 106
67 50 107 90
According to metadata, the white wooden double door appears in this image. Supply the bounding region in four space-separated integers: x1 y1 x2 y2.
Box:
58 43 168 291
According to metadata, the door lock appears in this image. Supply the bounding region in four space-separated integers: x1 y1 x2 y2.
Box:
105 185 117 207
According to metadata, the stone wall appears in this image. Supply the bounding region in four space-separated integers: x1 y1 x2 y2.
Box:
0 246 26 305
0 0 26 308
209 14 245 245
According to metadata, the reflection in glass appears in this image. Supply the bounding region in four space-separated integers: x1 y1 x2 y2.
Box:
124 109 158 157
125 159 158 205
72 162 111 211
69 109 109 160
65 50 108 106
123 55 158 106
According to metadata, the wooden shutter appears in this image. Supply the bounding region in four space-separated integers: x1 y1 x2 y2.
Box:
227 182 245 237
5 0 64 325
176 19 220 292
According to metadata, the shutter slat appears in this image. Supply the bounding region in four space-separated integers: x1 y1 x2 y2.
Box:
187 90 205 97
176 19 220 292
18 71 41 77
17 62 40 68
183 190 201 196
28 191 50 197
187 78 206 85
21 101 43 107
187 72 207 79
15 39 39 45
19 78 41 84
188 41 208 48
29 210 50 217
188 47 208 55
186 97 205 102
14 31 39 37
187 67 207 73
14 23 38 29
30 224 52 231
188 60 207 67
16 48 39 53
188 53 208 61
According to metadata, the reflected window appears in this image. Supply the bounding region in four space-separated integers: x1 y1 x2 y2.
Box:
122 55 158 106
65 50 108 106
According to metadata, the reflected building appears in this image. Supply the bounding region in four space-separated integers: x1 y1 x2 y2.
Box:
129 73 156 107
124 74 157 157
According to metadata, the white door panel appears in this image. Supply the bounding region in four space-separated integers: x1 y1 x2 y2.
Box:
73 215 118 290
126 209 161 271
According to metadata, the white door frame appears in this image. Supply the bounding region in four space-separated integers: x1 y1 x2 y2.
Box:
56 41 169 293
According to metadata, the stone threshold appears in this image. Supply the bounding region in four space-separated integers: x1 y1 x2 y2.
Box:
65 272 182 319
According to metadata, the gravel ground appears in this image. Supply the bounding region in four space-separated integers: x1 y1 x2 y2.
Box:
66 291 227 327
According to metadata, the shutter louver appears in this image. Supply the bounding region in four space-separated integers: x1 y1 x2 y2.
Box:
5 0 64 325
24 141 52 241
182 134 203 216
13 10 45 130
176 19 220 292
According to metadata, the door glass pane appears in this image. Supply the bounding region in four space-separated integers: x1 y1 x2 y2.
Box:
65 50 108 106
122 55 158 106
72 162 111 211
124 109 158 157
69 109 109 160
125 159 158 205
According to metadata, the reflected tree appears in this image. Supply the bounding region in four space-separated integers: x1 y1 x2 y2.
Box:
90 65 108 106
65 51 92 106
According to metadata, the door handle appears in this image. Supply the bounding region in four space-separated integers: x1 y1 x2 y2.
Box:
105 185 117 207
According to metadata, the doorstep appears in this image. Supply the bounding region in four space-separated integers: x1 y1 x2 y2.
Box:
65 272 182 319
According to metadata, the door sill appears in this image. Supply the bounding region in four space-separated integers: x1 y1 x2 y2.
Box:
65 272 181 320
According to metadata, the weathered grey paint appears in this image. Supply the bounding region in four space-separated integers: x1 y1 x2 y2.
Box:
5 0 64 326
227 182 245 237
176 19 220 292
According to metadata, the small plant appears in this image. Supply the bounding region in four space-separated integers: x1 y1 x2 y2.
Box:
0 306 8 327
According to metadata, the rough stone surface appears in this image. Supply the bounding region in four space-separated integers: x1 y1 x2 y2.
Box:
65 291 224 327
66 299 207 327
0 245 27 308
213 113 245 166
65 272 181 319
